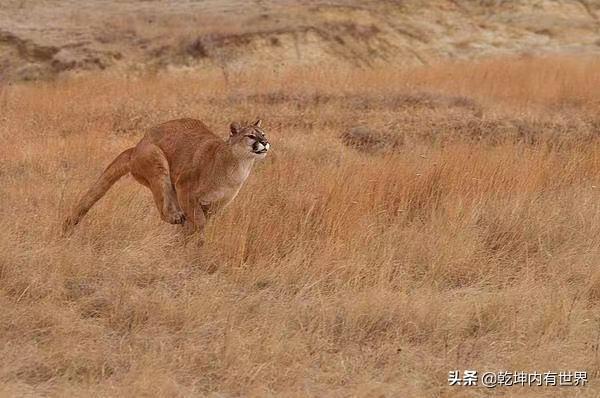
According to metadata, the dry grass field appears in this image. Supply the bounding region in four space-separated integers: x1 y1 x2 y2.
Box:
2 55 600 397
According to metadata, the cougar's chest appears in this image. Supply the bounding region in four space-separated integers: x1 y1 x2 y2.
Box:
200 184 242 205
199 160 253 206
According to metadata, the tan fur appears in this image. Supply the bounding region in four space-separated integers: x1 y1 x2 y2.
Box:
63 118 270 237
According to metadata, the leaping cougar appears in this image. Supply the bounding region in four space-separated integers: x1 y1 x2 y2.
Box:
63 118 270 237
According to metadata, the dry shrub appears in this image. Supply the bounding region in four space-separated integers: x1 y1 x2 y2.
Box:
1 55 600 396
340 126 403 153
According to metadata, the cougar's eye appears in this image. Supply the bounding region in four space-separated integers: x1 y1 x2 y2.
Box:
245 134 256 140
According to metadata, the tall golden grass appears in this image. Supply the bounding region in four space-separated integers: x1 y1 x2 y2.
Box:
1 55 600 397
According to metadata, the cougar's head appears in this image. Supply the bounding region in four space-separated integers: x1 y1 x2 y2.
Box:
229 119 270 159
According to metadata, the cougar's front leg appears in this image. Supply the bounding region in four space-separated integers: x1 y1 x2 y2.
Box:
176 182 206 237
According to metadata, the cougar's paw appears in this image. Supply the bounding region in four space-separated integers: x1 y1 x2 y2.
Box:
166 210 186 225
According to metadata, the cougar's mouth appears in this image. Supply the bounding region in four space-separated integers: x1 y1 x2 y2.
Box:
253 142 270 154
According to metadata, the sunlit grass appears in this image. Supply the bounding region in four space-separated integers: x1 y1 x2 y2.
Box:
1 56 600 397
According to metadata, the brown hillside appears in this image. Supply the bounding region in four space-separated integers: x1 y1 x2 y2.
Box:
1 0 599 80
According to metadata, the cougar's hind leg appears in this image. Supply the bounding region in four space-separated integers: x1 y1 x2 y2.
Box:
129 143 185 225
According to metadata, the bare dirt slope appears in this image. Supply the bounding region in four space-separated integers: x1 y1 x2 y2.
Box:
1 0 599 80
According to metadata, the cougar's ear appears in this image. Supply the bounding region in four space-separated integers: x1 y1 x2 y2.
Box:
253 118 262 128
230 122 242 136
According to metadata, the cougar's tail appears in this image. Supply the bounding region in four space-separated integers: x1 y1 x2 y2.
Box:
62 148 134 235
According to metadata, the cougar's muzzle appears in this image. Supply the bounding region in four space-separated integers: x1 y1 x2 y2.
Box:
252 140 270 154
